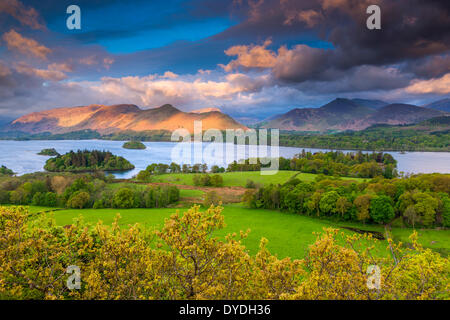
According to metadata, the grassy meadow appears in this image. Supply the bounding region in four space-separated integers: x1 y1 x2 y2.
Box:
149 170 366 187
25 203 448 259
4 170 448 260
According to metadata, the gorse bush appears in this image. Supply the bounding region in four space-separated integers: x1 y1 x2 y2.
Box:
0 205 448 300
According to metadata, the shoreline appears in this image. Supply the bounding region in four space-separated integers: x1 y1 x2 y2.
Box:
0 137 448 153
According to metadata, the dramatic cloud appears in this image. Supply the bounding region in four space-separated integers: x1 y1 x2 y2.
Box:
85 71 271 108
229 0 450 70
0 0 448 121
220 41 332 83
220 39 277 72
404 54 450 79
2 30 51 60
0 0 45 30
405 73 450 95
295 65 412 94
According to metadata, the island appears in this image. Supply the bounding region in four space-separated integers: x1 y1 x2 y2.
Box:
122 140 146 149
0 165 14 175
37 148 60 156
44 149 135 172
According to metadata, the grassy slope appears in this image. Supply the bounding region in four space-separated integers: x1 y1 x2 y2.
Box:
150 171 365 187
46 204 449 259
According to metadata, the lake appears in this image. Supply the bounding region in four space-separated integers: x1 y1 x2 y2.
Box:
0 140 449 179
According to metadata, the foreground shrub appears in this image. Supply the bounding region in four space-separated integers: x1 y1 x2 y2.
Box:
0 205 448 300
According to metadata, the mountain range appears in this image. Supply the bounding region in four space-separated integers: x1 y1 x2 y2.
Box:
1 98 449 135
423 98 450 113
4 104 246 134
260 98 449 132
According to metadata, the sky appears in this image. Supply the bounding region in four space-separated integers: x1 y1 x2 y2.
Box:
0 0 449 123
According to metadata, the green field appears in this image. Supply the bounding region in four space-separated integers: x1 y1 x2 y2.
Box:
150 171 366 187
37 204 449 259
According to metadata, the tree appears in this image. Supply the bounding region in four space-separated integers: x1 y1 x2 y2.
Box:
136 170 152 182
412 193 438 227
403 205 419 228
438 193 450 228
319 191 340 216
66 191 90 209
210 174 223 187
203 191 222 207
169 162 181 173
336 197 352 218
306 191 322 216
370 195 395 224
113 188 136 208
354 194 372 224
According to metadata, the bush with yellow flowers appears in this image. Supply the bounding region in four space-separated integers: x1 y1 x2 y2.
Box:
0 205 448 300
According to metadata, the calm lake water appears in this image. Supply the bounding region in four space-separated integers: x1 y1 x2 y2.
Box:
0 140 449 179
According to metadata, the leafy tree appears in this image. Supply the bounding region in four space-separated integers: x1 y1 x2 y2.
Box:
203 191 222 207
412 193 438 227
210 174 223 187
441 194 450 228
336 197 352 218
113 188 136 209
0 189 9 204
319 191 340 216
306 191 322 216
403 205 419 228
370 195 395 224
354 194 372 224
169 162 181 173
66 191 90 209
136 170 152 182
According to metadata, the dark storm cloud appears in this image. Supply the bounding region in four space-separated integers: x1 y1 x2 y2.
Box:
295 65 413 94
403 54 450 79
0 0 449 119
221 0 450 82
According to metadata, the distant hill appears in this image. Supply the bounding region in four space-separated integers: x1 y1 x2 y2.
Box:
423 98 450 113
366 104 445 125
261 98 447 132
260 98 372 131
4 104 246 134
351 98 388 109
